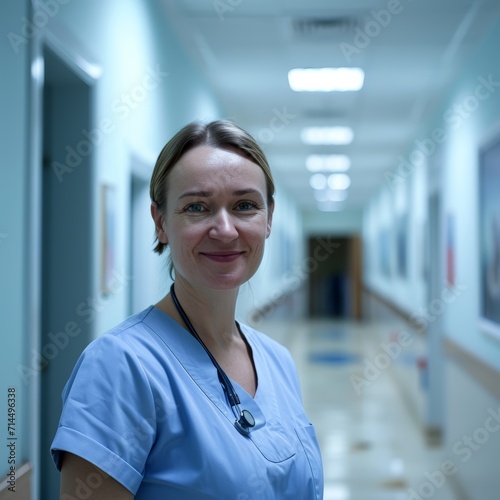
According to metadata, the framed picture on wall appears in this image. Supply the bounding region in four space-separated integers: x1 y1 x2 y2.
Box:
100 184 117 295
479 137 500 340
446 213 456 288
396 213 408 278
379 227 391 277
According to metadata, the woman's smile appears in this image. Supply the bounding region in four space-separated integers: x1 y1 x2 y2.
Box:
200 250 246 263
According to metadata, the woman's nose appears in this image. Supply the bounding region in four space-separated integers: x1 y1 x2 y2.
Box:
208 209 238 242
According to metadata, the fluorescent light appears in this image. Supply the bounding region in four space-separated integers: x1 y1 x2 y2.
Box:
288 67 364 92
328 174 351 190
301 127 354 145
309 173 327 190
306 154 351 172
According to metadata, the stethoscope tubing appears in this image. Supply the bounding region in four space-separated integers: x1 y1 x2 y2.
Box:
169 283 255 434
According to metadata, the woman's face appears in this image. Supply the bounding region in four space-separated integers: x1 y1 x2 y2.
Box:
154 145 273 291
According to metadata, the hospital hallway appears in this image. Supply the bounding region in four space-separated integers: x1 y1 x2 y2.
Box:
258 306 472 500
3 1 500 499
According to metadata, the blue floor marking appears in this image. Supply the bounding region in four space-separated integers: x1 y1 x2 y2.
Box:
309 351 360 365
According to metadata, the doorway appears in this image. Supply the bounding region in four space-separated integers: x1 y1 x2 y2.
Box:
40 47 95 499
308 235 362 319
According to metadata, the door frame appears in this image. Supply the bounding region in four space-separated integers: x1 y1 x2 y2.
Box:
28 8 101 497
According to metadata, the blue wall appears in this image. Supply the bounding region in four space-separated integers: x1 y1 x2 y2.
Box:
0 0 31 472
363 14 500 372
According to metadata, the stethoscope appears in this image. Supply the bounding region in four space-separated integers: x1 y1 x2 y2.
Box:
170 283 256 436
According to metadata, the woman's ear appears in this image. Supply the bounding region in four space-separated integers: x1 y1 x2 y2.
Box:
266 200 274 239
151 202 168 245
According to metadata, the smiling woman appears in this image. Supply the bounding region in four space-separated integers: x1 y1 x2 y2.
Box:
50 120 324 499
152 145 272 291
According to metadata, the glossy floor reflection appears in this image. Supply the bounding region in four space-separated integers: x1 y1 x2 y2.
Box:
256 318 458 500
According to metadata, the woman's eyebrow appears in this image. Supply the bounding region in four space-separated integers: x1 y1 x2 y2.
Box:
178 190 213 199
178 188 265 200
232 188 264 199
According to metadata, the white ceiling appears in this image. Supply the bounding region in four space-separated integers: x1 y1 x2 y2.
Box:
157 0 500 213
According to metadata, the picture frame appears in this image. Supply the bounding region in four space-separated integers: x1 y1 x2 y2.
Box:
379 227 391 277
396 213 408 278
478 137 500 340
446 213 455 288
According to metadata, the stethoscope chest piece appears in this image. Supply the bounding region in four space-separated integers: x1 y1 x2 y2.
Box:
234 409 255 436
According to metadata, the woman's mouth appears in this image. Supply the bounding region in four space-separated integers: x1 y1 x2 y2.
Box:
200 251 244 263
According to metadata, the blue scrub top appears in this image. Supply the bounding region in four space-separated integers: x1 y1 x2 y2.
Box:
51 306 324 499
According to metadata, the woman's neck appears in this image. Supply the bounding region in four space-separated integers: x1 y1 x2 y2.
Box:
158 279 241 352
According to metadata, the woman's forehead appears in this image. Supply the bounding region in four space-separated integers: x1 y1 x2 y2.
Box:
169 145 266 189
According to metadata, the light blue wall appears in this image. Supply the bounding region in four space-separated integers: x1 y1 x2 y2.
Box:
436 19 500 371
0 0 31 473
362 160 427 314
362 15 500 370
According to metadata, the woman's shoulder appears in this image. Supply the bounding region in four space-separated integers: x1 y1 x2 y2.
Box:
78 306 161 364
238 322 294 363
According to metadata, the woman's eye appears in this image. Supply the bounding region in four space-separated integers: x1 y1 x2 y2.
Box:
185 203 206 213
236 201 257 211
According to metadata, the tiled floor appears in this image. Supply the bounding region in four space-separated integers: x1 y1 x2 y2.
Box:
257 317 459 500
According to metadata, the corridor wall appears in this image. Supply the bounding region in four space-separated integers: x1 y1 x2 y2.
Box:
362 12 500 499
0 0 32 483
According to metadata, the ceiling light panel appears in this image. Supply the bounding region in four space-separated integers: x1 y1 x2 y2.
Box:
301 127 354 145
306 154 351 172
328 173 351 190
288 67 364 92
309 173 327 190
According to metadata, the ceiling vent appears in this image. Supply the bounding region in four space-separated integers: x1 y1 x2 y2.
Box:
292 17 357 40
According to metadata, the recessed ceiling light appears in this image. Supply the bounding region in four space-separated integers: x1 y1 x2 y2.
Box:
288 67 364 92
309 173 327 190
301 126 354 145
306 154 351 172
328 173 351 190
